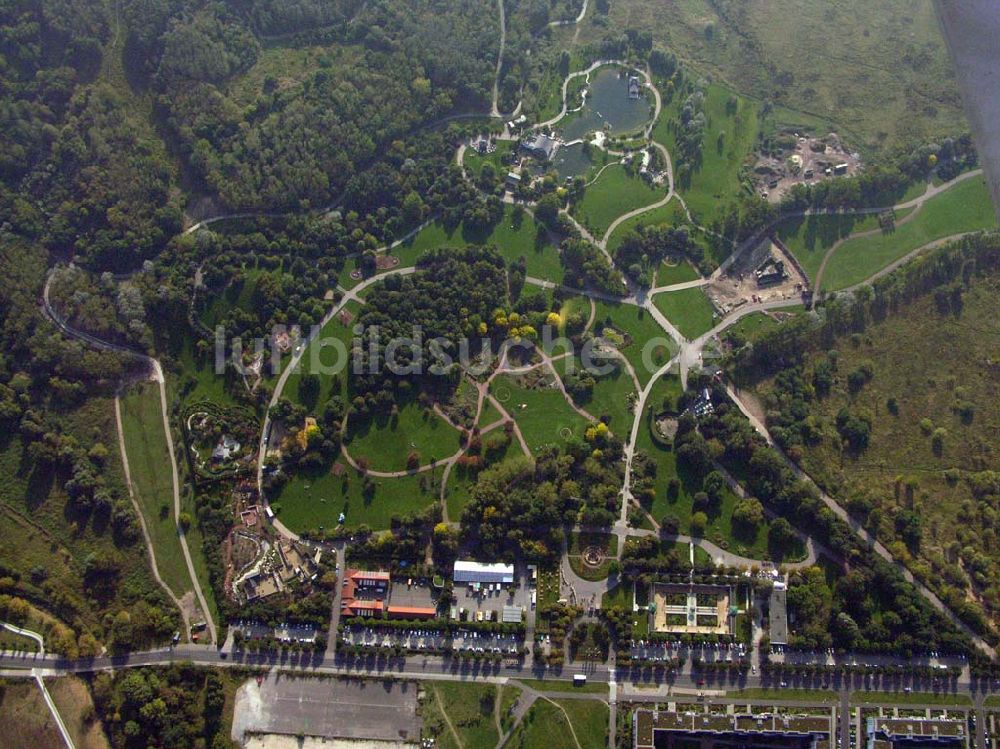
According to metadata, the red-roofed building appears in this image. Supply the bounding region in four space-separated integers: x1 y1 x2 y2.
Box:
341 569 390 617
386 605 438 620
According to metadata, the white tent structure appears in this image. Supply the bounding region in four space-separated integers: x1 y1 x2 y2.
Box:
453 560 514 584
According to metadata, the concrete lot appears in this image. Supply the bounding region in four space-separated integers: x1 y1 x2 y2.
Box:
231 673 422 745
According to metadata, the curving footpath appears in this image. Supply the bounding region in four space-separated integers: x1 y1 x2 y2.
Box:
42 272 217 646
2 622 45 654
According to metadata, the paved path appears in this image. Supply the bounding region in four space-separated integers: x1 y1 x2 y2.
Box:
42 271 217 645
35 670 76 749
1 622 44 654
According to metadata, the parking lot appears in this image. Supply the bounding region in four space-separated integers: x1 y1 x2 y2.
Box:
455 565 534 624
340 625 525 655
231 672 422 744
630 641 748 663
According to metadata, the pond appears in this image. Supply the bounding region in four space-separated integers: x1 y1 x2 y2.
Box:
549 142 593 179
560 66 652 142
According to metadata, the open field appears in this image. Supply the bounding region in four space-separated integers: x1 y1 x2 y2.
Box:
820 177 997 291
0 397 175 645
656 260 702 287
850 691 971 706
557 355 636 437
0 680 69 749
608 0 966 151
571 164 664 238
593 300 676 386
421 681 502 749
652 286 717 340
515 679 608 695
283 301 360 410
729 688 837 703
490 375 590 452
775 211 908 284
653 83 760 224
119 382 192 600
345 401 462 472
337 205 563 289
275 463 440 531
46 676 112 749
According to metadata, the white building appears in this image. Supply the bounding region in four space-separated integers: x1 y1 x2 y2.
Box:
453 560 515 585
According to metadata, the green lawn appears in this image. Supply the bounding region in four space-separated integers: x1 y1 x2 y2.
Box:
119 382 192 601
821 176 997 291
337 205 563 289
571 164 665 239
345 400 463 472
284 302 360 410
422 682 502 749
592 300 676 386
723 308 805 345
731 688 837 702
605 198 689 253
515 679 609 695
274 462 440 531
653 83 760 224
464 139 516 182
656 259 702 287
652 286 717 340
557 355 636 437
489 375 590 452
775 212 887 284
850 691 970 706
554 699 610 749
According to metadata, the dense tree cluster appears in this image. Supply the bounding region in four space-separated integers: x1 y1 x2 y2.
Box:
615 223 705 284
123 0 499 211
460 424 626 558
93 666 236 749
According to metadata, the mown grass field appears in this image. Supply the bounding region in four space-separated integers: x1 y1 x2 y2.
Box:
275 461 440 531
653 286 717 340
776 212 892 284
283 300 360 410
505 696 609 749
557 354 637 437
489 375 590 452
571 164 664 239
515 679 609 695
593 300 677 386
820 176 997 291
656 259 702 287
119 382 192 601
337 205 563 288
652 83 760 224
345 400 463 472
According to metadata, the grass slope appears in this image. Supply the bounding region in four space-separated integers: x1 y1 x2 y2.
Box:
571 164 664 239
119 382 193 601
652 286 717 339
821 177 997 291
490 375 590 452
345 401 462 472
